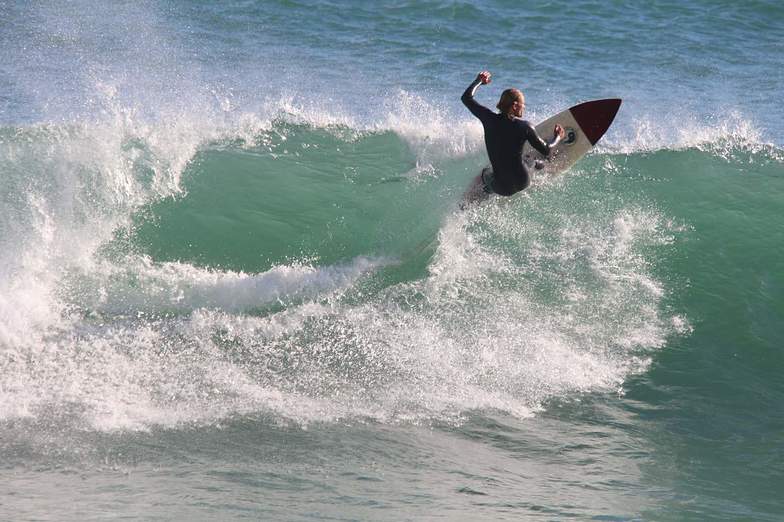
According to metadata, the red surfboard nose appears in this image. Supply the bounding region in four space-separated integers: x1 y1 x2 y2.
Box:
569 98 622 145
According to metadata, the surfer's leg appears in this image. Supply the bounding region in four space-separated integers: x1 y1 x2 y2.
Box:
462 174 487 205
519 163 531 191
461 168 494 208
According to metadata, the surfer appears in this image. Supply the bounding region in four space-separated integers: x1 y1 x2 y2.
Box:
461 71 565 205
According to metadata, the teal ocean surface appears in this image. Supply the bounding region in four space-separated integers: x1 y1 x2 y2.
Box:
1 1 783 520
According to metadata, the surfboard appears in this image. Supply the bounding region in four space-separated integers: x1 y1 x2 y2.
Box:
522 98 622 176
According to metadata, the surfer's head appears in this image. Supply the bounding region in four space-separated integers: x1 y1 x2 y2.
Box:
497 88 525 118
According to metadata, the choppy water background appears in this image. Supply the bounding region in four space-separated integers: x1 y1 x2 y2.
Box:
1 1 783 520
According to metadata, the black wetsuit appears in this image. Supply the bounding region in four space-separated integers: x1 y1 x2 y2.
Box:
461 80 554 196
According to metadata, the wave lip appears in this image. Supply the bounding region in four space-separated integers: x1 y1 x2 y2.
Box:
600 109 783 161
73 255 389 316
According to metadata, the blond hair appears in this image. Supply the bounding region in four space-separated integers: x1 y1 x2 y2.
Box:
496 88 524 115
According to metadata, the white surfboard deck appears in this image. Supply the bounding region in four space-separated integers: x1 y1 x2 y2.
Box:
521 98 621 176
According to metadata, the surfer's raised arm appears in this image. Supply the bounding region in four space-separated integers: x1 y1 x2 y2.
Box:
461 71 494 121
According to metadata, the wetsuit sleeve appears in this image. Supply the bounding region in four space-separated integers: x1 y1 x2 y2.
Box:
522 121 559 157
461 80 494 122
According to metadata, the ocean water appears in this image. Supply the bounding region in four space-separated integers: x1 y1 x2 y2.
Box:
1 0 783 520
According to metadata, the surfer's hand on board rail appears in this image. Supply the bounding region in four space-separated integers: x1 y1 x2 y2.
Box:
554 124 565 139
476 71 491 85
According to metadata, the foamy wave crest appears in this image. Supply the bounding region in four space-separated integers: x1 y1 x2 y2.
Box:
379 90 484 162
215 89 485 173
0 84 218 344
70 255 388 315
412 190 688 407
600 107 784 163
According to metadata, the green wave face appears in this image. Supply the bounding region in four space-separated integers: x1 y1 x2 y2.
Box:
131 125 444 272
